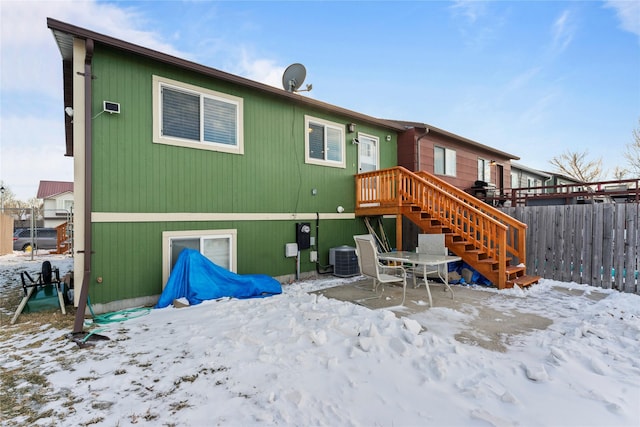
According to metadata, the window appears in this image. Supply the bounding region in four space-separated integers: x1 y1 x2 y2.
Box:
162 229 237 286
526 177 543 194
153 75 243 154
478 158 489 182
304 115 345 168
434 146 456 177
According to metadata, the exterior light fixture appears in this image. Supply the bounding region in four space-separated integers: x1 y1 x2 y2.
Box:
347 123 356 133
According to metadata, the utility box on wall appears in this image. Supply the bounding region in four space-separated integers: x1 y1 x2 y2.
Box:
296 222 311 250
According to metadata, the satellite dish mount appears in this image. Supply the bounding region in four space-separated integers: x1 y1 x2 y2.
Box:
282 63 312 93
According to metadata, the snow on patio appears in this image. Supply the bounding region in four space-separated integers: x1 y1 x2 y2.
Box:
1 252 639 426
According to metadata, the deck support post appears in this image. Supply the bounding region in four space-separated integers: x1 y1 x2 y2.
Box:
396 214 403 251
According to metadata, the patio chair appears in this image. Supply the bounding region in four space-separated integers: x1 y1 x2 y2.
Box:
353 234 407 306
411 234 447 288
10 261 67 324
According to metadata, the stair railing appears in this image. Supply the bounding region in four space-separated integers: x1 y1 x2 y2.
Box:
356 167 519 269
415 170 527 265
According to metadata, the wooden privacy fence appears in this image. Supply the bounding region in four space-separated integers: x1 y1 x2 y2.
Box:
501 203 639 293
0 214 14 255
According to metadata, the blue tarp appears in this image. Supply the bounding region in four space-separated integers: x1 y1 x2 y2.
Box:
155 249 282 308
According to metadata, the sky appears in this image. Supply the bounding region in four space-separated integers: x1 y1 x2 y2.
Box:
2 253 640 426
0 0 639 201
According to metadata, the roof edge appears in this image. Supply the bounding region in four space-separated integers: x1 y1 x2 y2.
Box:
391 120 520 160
47 18 405 133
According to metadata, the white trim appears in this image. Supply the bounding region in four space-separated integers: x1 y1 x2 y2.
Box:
152 75 244 154
72 38 86 307
357 132 380 173
92 212 355 223
304 115 346 168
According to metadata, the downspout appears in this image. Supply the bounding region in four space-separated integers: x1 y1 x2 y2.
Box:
415 128 429 171
315 212 333 275
72 38 95 336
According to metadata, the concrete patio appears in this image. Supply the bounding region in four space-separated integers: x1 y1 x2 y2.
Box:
312 277 608 352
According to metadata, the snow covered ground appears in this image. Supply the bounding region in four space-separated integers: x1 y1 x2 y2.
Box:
1 252 639 426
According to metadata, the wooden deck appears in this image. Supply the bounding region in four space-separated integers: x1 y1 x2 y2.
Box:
355 167 540 289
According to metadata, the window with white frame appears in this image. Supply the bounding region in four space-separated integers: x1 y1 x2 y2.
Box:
162 229 237 286
477 158 490 182
304 115 345 168
153 75 244 154
434 146 456 177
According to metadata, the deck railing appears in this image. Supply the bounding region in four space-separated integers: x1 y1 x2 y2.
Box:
356 167 528 267
55 221 71 254
415 171 527 265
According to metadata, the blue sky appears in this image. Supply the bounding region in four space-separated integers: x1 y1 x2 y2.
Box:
1 0 639 201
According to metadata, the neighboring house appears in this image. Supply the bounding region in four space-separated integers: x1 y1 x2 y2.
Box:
37 180 74 228
544 172 583 188
48 19 406 312
510 162 551 195
395 121 520 200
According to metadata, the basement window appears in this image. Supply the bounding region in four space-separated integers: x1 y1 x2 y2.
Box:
161 229 237 287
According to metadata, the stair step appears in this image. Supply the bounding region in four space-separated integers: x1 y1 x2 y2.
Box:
465 249 488 260
508 275 541 288
505 265 526 278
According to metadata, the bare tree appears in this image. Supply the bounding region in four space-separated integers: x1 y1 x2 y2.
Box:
0 182 18 210
612 166 628 180
549 150 603 182
622 118 640 177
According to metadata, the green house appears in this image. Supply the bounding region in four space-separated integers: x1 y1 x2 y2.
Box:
48 19 404 312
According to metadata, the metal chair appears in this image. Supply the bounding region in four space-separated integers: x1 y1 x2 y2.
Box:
353 234 407 306
411 234 447 287
11 261 67 324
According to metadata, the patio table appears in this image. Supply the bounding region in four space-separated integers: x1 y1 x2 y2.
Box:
377 251 461 307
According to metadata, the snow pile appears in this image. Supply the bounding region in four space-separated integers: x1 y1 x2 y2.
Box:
1 253 639 426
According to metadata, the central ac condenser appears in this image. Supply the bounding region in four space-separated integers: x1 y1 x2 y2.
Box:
329 246 359 277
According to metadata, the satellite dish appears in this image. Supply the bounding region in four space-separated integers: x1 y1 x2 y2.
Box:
282 63 307 92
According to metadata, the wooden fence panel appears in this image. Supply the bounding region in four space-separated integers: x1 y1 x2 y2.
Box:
613 206 626 290
590 206 604 285
601 204 614 289
583 205 594 285
502 203 639 293
572 206 585 284
0 214 14 255
624 203 638 293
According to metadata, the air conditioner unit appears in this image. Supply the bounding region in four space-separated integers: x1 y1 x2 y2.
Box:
329 245 359 277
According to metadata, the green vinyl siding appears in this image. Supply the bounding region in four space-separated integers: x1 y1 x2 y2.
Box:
84 45 398 305
90 46 396 215
87 218 389 304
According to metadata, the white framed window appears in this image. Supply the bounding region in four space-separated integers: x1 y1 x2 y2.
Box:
304 115 346 168
434 146 456 177
477 158 490 182
161 229 237 287
153 75 244 154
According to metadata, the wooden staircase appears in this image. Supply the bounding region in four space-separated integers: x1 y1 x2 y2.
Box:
54 221 72 254
355 167 540 289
